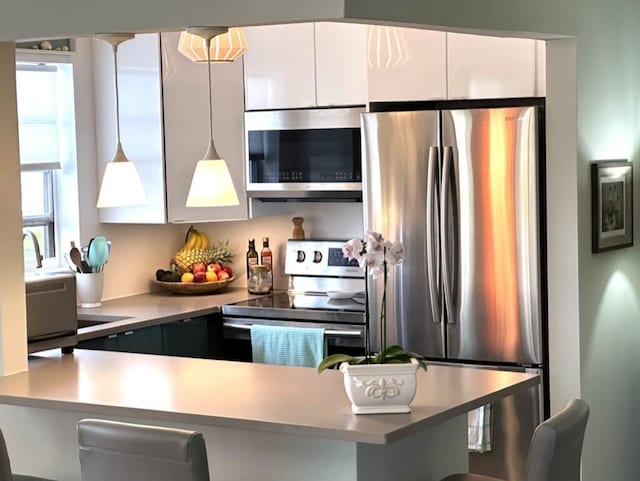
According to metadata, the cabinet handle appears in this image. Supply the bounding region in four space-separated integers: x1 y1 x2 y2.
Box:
108 334 117 339
124 331 134 336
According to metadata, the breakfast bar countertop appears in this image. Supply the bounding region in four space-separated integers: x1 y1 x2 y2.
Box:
75 287 264 341
0 349 539 445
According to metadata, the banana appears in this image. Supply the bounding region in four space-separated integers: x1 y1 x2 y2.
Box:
183 230 198 250
198 231 209 249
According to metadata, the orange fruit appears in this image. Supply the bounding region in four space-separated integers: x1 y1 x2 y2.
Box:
181 272 195 283
205 271 218 282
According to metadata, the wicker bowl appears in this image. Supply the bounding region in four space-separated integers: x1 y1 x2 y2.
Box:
152 277 235 295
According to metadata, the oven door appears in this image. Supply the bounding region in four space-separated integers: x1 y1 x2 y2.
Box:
221 316 366 362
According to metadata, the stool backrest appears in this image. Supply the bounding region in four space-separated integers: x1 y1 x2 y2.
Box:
0 430 14 481
524 398 590 481
77 419 210 481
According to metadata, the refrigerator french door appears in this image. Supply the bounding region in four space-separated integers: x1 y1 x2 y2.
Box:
361 99 547 481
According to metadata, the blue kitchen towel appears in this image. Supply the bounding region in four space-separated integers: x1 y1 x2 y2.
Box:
250 324 326 368
468 404 492 452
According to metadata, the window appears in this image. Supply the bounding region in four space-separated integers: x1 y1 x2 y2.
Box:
16 61 75 267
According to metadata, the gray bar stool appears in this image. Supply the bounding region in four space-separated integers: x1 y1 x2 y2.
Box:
441 398 590 481
77 419 210 481
0 428 56 481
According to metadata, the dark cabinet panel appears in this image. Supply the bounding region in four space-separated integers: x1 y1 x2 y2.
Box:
117 325 164 355
163 317 210 358
76 315 223 359
77 333 118 351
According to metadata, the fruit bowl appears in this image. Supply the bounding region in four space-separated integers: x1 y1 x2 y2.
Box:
152 277 235 295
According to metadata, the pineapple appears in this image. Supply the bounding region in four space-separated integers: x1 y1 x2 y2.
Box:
172 227 233 273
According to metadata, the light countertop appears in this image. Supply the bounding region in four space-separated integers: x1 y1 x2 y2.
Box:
0 349 539 444
76 287 266 341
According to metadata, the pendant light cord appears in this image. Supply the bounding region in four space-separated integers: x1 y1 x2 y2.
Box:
112 43 122 145
206 37 214 143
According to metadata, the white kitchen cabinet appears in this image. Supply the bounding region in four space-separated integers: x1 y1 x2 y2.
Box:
446 33 537 99
161 31 248 224
94 33 166 223
367 27 447 102
314 22 368 106
244 22 367 110
93 32 248 224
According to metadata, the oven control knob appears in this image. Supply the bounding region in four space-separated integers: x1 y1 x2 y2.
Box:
296 250 306 262
313 251 322 263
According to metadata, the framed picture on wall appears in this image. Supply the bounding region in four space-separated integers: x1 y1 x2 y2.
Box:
591 160 633 253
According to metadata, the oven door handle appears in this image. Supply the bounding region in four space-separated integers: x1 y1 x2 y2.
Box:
222 322 363 338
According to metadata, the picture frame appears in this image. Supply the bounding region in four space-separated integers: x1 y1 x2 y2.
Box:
591 160 633 253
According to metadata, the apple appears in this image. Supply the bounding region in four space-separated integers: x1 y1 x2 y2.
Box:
181 272 195 283
217 270 230 281
205 270 218 282
192 262 206 274
194 271 207 283
207 263 223 273
222 266 233 277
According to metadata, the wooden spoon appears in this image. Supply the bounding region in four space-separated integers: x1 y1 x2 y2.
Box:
69 241 83 273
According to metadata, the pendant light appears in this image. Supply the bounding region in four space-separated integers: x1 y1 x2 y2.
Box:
96 33 147 208
178 27 247 63
183 27 240 207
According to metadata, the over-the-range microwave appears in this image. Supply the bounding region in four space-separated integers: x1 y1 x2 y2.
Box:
244 106 364 201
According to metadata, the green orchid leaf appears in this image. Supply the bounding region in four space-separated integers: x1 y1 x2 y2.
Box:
317 353 363 373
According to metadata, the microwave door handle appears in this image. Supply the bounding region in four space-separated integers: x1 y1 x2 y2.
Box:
426 146 441 324
440 146 456 325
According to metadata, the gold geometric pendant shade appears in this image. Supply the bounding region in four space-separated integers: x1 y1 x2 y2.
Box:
178 27 247 63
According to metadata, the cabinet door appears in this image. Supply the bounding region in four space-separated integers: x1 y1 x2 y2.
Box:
367 27 447 102
161 32 248 223
447 33 536 99
163 316 210 358
315 22 368 106
244 24 316 110
93 33 167 223
117 325 164 354
77 333 119 351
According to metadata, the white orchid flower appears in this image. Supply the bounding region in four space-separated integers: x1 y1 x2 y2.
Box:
360 251 385 276
365 231 385 253
342 238 364 261
384 241 405 265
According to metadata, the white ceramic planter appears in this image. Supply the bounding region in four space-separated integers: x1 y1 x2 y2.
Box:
340 359 420 414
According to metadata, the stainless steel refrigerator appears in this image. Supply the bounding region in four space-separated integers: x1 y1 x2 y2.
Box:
362 99 547 481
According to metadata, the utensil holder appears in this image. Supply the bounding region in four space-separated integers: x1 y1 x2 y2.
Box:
76 272 104 308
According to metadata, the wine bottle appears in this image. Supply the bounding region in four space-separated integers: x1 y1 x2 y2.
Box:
246 239 258 280
260 237 273 291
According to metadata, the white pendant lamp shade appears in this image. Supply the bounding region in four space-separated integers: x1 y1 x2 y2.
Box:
97 144 147 207
367 26 409 69
96 33 147 208
182 27 241 208
186 140 240 207
178 27 247 62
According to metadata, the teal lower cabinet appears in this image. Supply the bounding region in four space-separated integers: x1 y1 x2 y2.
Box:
117 325 164 355
162 317 210 358
77 315 223 359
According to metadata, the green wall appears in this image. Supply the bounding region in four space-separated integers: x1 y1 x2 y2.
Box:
577 0 640 478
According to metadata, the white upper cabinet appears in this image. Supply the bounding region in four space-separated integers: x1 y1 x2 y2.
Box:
161 32 248 224
93 33 166 224
446 33 537 99
244 23 367 110
314 22 368 106
367 27 447 102
93 32 248 224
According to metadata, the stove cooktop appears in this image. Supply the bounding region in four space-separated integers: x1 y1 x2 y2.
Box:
221 292 365 324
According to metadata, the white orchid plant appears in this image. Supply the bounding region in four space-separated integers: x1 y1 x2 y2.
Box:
317 231 426 372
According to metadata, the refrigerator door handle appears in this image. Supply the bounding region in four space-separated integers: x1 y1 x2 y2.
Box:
426 146 441 324
441 145 456 324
